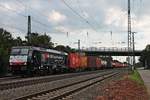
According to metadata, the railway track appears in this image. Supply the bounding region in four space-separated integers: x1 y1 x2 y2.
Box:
15 71 119 100
0 69 112 90
0 76 21 83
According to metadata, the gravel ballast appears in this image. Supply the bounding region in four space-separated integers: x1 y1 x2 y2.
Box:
0 71 112 100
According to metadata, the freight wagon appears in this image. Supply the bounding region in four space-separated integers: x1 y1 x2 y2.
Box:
87 56 103 70
112 61 128 68
67 53 80 71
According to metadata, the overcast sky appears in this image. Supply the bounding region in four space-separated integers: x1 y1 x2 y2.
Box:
0 0 149 51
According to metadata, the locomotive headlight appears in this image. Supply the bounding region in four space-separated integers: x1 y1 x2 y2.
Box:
24 62 27 65
10 62 13 65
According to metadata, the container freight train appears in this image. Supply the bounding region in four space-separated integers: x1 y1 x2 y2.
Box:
9 46 124 76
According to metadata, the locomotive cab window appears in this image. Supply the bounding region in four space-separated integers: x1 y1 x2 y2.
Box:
20 49 29 55
11 48 20 55
11 48 29 55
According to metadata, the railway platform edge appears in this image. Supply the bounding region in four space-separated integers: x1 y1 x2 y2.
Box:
138 68 150 96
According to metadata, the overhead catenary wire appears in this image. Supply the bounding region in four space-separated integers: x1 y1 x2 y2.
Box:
15 0 26 7
62 0 98 32
16 0 48 19
15 0 64 26
15 0 65 33
75 0 102 28
0 2 63 34
0 23 26 32
0 0 142 37
0 4 27 18
0 3 129 35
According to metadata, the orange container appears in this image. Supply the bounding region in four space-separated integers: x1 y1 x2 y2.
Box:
75 53 80 68
80 56 87 68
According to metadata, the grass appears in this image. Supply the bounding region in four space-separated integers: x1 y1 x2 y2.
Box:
129 69 144 85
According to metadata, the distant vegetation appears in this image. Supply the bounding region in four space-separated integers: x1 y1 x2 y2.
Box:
0 28 73 75
139 45 150 69
129 69 144 85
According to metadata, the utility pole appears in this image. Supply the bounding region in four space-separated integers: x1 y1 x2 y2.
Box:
128 0 132 68
132 32 136 69
78 40 80 52
27 15 31 45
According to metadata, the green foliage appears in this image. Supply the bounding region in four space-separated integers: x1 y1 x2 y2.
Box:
0 47 9 75
55 45 73 53
26 33 54 48
139 45 150 68
134 62 143 68
0 28 14 75
129 69 144 85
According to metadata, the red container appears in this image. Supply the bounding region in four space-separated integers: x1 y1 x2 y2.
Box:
115 62 120 68
76 53 80 68
87 56 97 68
96 58 102 69
112 62 116 68
68 53 80 69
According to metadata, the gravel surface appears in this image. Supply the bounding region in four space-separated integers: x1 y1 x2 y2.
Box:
0 71 112 100
96 78 149 100
0 70 105 84
29 75 107 100
0 70 109 91
0 70 109 90
63 70 127 100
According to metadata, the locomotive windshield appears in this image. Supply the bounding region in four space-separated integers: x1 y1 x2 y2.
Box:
11 48 29 55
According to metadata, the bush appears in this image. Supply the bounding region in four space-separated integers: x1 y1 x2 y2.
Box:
0 48 9 75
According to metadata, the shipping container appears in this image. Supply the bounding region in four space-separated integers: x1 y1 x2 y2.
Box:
112 62 116 68
80 56 87 68
68 53 80 69
68 53 76 69
96 58 102 69
113 62 121 68
87 56 97 69
76 53 80 68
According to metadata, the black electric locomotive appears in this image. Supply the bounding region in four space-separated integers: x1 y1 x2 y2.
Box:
9 46 68 75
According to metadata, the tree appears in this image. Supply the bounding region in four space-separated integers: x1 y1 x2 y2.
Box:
55 45 73 53
13 37 23 46
0 28 14 75
26 33 54 48
0 28 25 75
139 45 150 69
